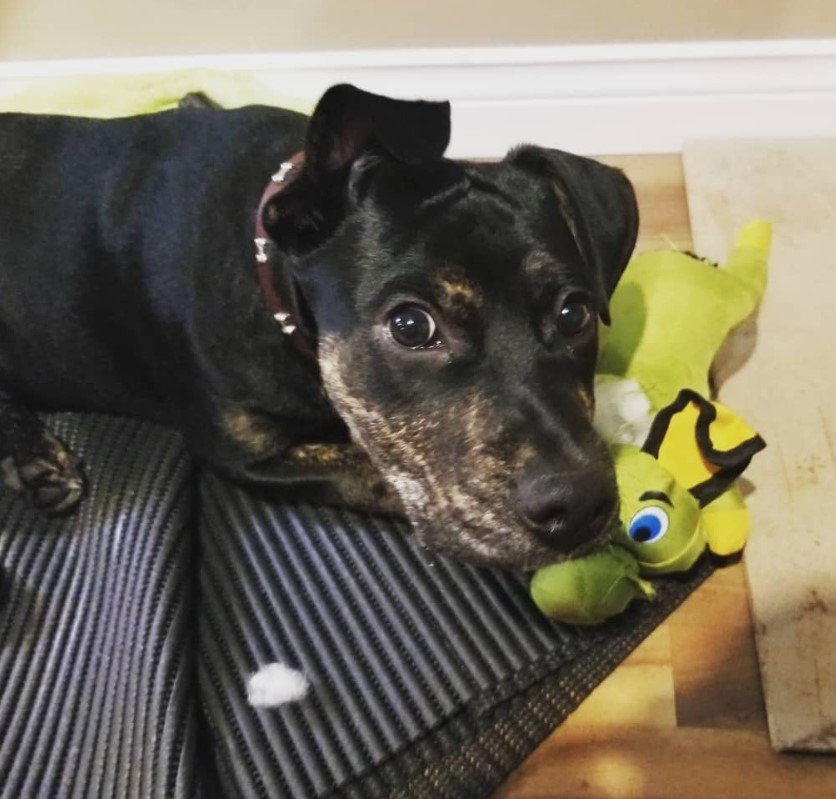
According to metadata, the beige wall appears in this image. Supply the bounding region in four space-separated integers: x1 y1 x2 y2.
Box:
2 0 836 60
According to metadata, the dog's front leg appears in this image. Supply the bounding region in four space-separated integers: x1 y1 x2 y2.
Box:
0 396 85 515
242 442 405 517
189 404 404 516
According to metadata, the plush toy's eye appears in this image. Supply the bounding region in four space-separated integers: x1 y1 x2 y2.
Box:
628 506 670 544
557 292 593 337
387 304 440 349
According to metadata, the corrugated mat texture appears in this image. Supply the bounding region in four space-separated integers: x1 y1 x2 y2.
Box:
0 413 198 799
1 413 712 798
199 477 711 799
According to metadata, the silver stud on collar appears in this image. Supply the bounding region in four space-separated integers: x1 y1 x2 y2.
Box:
271 161 295 184
256 159 301 339
274 311 297 335
254 236 269 264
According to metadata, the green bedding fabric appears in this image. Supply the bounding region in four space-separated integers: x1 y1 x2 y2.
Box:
0 70 309 117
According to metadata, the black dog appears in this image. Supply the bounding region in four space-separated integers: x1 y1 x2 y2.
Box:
0 84 638 569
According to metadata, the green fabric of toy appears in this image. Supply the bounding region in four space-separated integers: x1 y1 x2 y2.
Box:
531 223 770 625
598 221 770 408
530 546 655 627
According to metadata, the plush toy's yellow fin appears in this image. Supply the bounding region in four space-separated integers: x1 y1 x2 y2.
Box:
736 220 772 252
642 389 765 506
701 486 750 556
725 220 771 311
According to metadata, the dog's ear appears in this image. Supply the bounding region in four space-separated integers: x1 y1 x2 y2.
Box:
508 146 639 323
263 85 451 251
305 83 451 178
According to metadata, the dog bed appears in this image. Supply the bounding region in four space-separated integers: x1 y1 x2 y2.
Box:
0 413 711 798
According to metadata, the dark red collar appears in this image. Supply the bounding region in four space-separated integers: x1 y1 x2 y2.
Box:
254 151 318 363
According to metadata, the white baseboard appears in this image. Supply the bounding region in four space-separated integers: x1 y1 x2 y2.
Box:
2 39 836 157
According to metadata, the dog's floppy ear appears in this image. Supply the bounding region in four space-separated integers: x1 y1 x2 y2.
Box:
263 85 450 251
305 83 451 178
508 146 639 323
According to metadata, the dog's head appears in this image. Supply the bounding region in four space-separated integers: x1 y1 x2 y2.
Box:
264 85 639 569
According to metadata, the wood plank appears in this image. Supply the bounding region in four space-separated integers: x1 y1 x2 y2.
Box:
493 725 836 799
684 139 836 751
668 563 767 732
567 623 677 729
598 154 692 253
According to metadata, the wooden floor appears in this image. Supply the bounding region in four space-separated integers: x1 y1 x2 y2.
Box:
492 155 836 799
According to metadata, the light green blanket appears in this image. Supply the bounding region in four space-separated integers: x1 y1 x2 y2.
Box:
0 70 309 117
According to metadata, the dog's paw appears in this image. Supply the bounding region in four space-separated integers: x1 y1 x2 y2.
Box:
0 433 85 516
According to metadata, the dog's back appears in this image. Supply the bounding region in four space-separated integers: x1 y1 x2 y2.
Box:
0 106 306 418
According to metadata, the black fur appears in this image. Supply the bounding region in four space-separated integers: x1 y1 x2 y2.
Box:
0 85 638 567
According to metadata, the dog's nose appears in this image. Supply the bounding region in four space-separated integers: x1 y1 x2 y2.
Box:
514 463 617 552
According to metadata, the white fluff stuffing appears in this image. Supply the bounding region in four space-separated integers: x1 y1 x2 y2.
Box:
593 376 654 446
247 662 310 707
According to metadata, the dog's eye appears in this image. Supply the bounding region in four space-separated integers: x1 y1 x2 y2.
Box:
387 305 439 349
628 506 670 544
557 293 593 337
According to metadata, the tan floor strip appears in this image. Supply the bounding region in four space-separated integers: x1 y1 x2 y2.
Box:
684 139 836 752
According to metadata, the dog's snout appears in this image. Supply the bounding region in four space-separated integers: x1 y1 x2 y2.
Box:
514 463 617 552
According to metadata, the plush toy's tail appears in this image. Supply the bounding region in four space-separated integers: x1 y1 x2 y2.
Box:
725 220 771 311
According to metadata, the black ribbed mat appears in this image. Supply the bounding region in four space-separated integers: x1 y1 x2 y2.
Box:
1 414 713 799
0 414 198 799
198 476 713 799
198 479 576 799
352 561 712 799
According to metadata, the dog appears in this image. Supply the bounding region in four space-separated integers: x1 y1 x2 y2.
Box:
0 84 638 569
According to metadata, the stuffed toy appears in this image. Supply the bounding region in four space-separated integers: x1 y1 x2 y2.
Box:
597 221 770 409
613 388 765 569
532 389 765 624
531 223 771 625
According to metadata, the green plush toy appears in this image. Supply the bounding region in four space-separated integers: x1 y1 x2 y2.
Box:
532 388 765 624
612 388 765 572
531 223 771 625
598 221 770 409
530 545 656 627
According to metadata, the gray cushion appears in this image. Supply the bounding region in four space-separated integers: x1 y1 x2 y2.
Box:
0 414 198 799
1 413 712 799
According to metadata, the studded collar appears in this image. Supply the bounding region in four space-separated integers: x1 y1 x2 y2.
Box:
253 151 318 363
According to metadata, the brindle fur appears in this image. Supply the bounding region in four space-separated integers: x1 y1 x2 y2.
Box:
319 337 548 564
